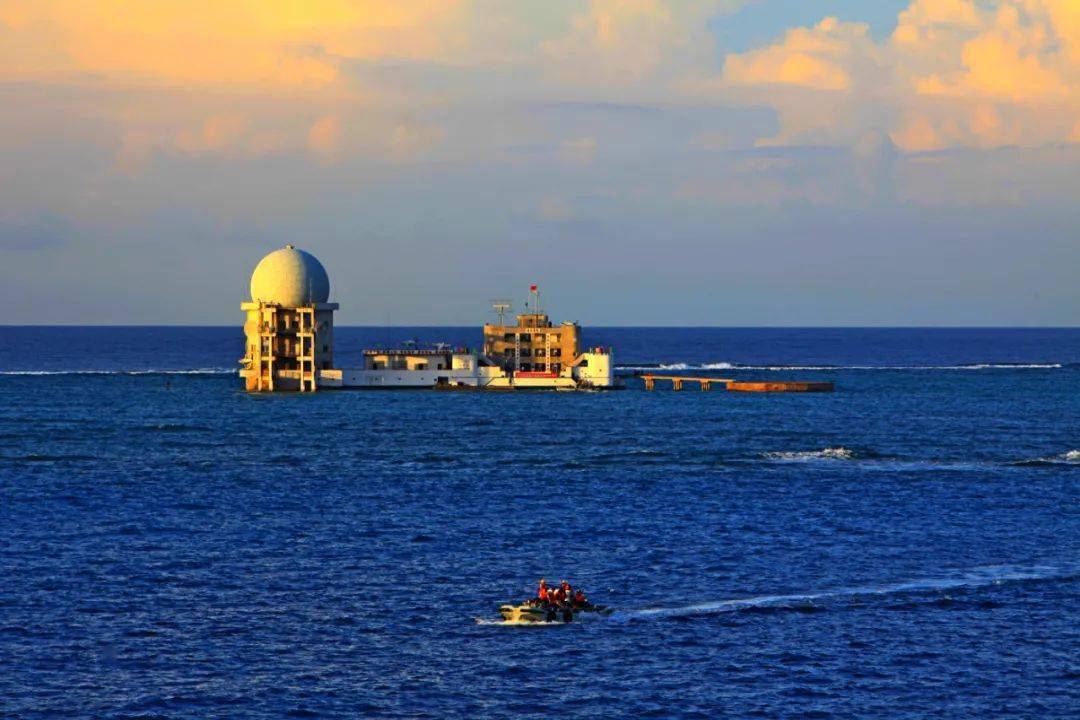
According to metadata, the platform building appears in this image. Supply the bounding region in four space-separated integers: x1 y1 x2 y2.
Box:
240 247 616 391
240 245 338 392
482 288 580 376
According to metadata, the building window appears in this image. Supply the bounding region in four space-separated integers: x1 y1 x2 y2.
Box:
534 363 546 372
505 348 516 356
520 363 532 372
552 363 562 374
550 348 562 357
503 333 514 341
535 348 546 357
519 333 531 342
520 347 531 357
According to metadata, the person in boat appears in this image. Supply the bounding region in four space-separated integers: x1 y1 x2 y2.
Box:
552 581 568 606
537 578 549 604
572 589 588 609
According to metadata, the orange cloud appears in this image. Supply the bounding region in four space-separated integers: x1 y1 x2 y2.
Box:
893 0 980 46
174 116 248 155
0 1 467 87
911 4 1069 101
720 0 1080 151
308 115 341 161
543 0 742 85
1043 0 1080 61
723 17 867 91
543 0 676 82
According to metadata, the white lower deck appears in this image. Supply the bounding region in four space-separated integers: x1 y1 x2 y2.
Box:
319 351 615 390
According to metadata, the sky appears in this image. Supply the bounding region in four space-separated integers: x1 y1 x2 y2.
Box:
1 0 1078 326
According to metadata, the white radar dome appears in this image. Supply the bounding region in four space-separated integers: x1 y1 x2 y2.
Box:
249 244 331 307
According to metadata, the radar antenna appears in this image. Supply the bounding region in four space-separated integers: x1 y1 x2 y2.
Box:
491 300 512 327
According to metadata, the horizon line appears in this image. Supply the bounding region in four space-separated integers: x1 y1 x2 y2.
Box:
1 324 1078 330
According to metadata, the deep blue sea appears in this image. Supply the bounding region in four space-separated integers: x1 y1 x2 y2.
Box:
1 327 1078 719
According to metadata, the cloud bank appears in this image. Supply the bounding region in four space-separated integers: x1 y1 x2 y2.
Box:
0 1 1077 324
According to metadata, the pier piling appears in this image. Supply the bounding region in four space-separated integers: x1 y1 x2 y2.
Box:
639 375 833 393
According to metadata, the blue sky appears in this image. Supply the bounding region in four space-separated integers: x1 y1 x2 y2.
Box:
0 1 1078 325
710 0 912 52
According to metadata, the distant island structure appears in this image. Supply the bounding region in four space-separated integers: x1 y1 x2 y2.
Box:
239 246 616 392
241 245 339 392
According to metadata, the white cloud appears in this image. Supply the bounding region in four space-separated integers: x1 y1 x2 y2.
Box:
717 0 1080 150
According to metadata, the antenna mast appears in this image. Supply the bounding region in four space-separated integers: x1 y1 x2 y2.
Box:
491 300 512 328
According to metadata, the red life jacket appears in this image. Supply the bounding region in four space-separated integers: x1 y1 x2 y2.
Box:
538 585 548 601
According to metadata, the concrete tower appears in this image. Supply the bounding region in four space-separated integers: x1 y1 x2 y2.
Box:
240 245 339 392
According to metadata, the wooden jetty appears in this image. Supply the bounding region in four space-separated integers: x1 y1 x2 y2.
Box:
640 375 834 393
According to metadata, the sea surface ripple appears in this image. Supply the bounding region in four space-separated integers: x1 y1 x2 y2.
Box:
0 327 1078 719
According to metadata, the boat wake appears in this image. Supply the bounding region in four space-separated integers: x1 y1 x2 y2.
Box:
614 563 1078 623
474 618 567 627
476 564 1076 628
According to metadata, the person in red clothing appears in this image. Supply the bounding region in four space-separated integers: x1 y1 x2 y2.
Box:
572 589 587 608
537 578 549 603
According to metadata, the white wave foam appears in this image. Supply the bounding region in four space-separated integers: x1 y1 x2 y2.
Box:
475 618 564 627
0 368 236 377
617 563 1075 622
617 363 1063 372
764 447 856 461
1025 450 1080 465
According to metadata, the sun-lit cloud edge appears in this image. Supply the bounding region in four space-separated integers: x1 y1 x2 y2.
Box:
2 0 1079 174
716 0 1080 151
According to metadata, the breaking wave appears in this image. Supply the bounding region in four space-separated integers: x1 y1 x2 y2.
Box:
617 362 1066 372
1011 450 1080 468
760 447 1080 469
616 563 1078 622
0 368 236 376
764 447 859 461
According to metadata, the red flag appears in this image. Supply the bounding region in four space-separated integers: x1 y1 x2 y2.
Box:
530 284 537 292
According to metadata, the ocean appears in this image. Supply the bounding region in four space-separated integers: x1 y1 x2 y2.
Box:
1 327 1077 719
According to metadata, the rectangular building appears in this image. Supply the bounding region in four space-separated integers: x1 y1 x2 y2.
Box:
482 313 579 375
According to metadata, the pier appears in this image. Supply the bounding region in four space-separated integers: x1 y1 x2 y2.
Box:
641 375 734 391
640 375 834 393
